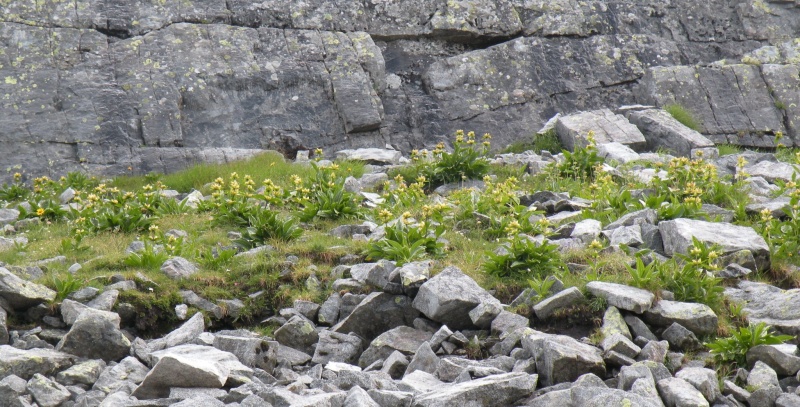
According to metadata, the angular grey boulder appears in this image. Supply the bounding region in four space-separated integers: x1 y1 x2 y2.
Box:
132 354 229 400
332 292 418 341
413 372 538 407
625 108 714 157
56 310 131 362
675 367 720 403
586 281 655 314
522 329 605 386
312 330 363 366
161 257 199 279
27 373 71 407
555 109 647 152
0 267 56 309
274 315 319 355
335 148 402 165
533 287 584 320
659 219 770 271
0 346 75 379
724 280 800 336
657 377 710 407
643 300 718 336
746 344 800 376
359 326 433 369
412 266 501 330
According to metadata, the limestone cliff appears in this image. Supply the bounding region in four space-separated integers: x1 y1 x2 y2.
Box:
2 0 800 179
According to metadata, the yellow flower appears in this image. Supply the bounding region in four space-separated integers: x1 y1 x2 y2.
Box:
13 172 21 181
36 208 45 217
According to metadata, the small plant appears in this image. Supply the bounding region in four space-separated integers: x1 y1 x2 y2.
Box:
664 103 700 131
707 323 793 368
124 241 169 270
528 276 556 302
483 236 563 281
366 214 445 265
298 162 361 221
51 274 83 303
0 172 30 202
557 131 603 181
625 254 660 291
198 246 238 270
236 208 303 248
662 237 724 310
532 130 563 153
422 130 491 188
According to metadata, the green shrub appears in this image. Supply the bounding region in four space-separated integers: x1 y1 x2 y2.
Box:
483 237 563 281
532 130 563 153
422 130 491 188
366 216 445 265
124 241 170 270
0 172 29 202
557 131 603 181
663 237 724 310
707 323 792 367
298 162 361 221
664 104 700 131
236 209 303 248
51 274 83 303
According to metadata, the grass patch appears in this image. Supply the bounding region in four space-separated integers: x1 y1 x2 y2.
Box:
664 103 701 131
717 144 743 156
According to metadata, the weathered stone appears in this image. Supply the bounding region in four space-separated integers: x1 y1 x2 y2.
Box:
344 385 380 407
0 346 74 379
659 219 770 271
318 292 342 326
597 142 640 164
0 209 20 227
744 161 799 184
491 310 530 338
609 224 644 247
643 300 718 336
380 351 410 380
746 344 800 376
92 356 149 394
312 330 363 366
359 326 433 369
0 267 56 309
533 286 584 320
724 280 800 336
662 323 702 351
212 331 270 370
55 359 105 387
413 372 537 407
412 266 501 330
522 329 605 387
404 341 439 377
675 367 720 403
657 377 709 407
468 301 503 329
571 219 603 243
161 257 199 280
601 306 632 340
586 281 655 314
747 361 780 390
333 292 418 341
625 108 714 157
27 373 70 407
555 109 647 151
274 315 319 355
336 149 401 165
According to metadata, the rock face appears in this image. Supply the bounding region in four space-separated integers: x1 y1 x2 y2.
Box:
4 1 800 179
659 219 770 271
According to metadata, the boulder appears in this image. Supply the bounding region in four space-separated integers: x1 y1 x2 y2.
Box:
658 219 770 271
657 377 710 407
625 108 714 157
56 310 131 362
92 356 149 394
555 109 647 152
412 266 501 330
746 344 800 376
312 330 363 366
724 280 800 336
0 346 74 379
0 209 20 226
333 292 418 341
161 257 199 279
0 267 56 309
743 161 799 183
26 373 71 407
643 300 718 336
522 329 605 386
597 142 640 164
675 367 720 403
56 359 107 386
533 287 584 320
274 315 319 355
359 326 433 368
586 281 655 314
413 372 537 407
335 149 402 165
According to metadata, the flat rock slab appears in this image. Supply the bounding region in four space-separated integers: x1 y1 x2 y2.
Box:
658 219 770 271
0 267 56 309
555 109 647 152
642 300 718 336
132 355 230 400
657 377 710 407
335 148 402 165
725 280 800 336
625 108 714 157
0 346 75 379
533 287 584 320
586 281 655 314
744 161 798 183
413 372 538 407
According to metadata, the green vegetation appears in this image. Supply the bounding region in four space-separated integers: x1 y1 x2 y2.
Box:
664 103 701 131
0 130 793 374
707 323 793 367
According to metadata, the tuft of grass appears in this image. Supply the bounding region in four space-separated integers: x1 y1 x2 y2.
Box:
717 144 743 156
532 130 563 153
664 104 701 131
